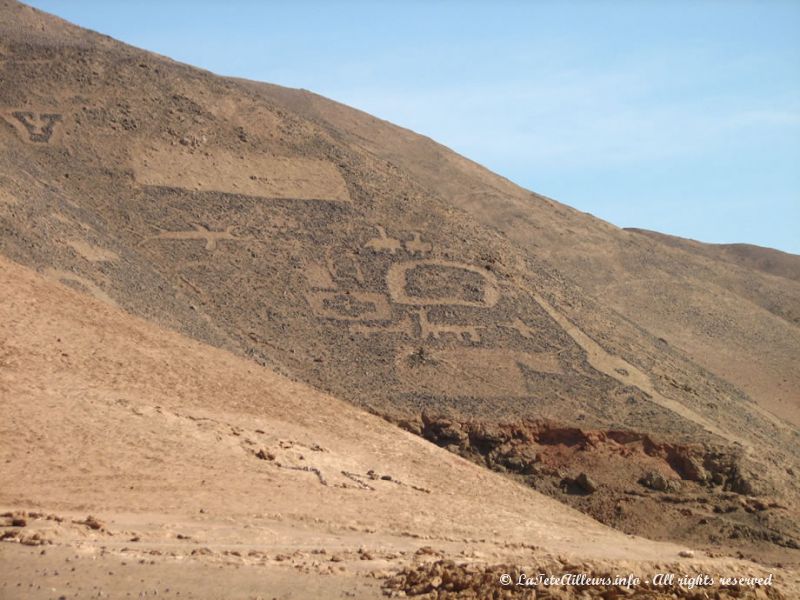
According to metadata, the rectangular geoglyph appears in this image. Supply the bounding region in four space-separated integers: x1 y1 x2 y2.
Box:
131 144 351 202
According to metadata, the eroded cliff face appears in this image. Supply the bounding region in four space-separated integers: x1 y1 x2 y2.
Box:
401 414 799 562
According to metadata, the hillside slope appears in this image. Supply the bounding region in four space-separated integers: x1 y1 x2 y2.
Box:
11 256 787 597
250 83 800 428
1 0 798 565
626 228 800 284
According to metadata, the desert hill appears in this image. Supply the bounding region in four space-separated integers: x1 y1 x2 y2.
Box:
9 255 788 598
1 0 798 574
250 82 800 429
626 228 800 284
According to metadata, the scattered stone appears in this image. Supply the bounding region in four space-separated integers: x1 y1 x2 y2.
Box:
576 472 597 494
254 449 275 461
639 471 681 492
20 532 48 546
680 456 709 483
83 515 103 531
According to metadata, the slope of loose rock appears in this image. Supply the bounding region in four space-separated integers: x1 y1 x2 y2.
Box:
250 81 800 428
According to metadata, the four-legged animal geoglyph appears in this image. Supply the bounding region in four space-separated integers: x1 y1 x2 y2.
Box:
404 232 432 256
364 226 402 255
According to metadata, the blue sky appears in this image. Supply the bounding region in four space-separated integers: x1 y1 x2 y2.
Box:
29 1 800 253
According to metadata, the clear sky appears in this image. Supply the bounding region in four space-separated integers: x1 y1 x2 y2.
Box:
27 0 800 253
